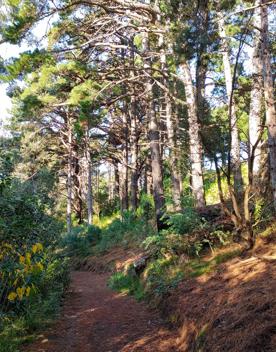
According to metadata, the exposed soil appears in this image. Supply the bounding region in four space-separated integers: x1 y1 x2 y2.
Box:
164 234 276 352
24 271 178 352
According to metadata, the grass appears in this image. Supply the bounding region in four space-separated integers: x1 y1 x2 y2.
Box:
184 248 241 278
108 271 145 301
107 248 242 306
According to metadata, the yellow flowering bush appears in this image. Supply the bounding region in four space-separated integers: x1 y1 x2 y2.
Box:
0 242 44 310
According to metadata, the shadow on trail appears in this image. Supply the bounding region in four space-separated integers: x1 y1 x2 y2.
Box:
24 271 177 352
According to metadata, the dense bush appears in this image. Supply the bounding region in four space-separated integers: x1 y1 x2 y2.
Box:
165 209 202 235
0 177 69 352
62 224 102 257
94 211 155 253
0 247 69 352
0 179 62 247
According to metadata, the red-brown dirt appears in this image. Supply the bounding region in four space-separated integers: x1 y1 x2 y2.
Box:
24 271 178 352
164 234 276 352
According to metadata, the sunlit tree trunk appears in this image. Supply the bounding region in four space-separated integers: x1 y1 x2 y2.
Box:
113 161 120 199
146 155 153 196
181 61 206 208
165 97 182 211
74 150 83 224
108 164 114 203
130 97 139 211
159 32 182 211
218 12 243 193
261 1 276 211
66 116 72 233
85 127 93 225
196 0 209 125
249 0 263 182
120 111 129 213
143 32 165 227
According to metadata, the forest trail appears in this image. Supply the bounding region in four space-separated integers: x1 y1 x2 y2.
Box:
24 271 178 352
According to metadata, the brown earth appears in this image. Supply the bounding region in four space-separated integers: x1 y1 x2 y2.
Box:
164 233 276 352
23 271 178 352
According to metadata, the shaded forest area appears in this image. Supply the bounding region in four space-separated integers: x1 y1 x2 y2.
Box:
0 0 275 351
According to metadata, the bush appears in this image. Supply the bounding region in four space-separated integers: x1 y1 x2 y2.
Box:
62 225 102 257
0 250 69 351
136 193 154 220
165 209 202 235
95 213 155 253
143 257 184 298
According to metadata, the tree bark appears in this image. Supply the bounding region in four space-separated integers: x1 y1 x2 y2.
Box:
159 32 182 211
261 1 276 211
143 32 165 227
249 0 263 182
66 117 72 234
165 97 182 211
196 0 209 124
181 61 206 208
85 127 93 225
113 161 120 199
130 97 139 211
120 111 129 213
218 12 243 193
73 151 83 224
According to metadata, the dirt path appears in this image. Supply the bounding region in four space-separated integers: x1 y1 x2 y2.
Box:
25 271 178 352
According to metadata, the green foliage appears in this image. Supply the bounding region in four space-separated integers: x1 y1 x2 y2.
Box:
62 225 102 257
108 271 145 301
143 232 189 257
165 209 201 235
0 252 69 352
0 179 62 247
144 257 183 297
136 193 155 220
94 212 155 253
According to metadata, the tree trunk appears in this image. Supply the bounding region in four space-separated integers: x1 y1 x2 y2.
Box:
165 97 182 211
261 1 276 211
181 61 206 208
146 155 153 196
130 97 139 211
196 0 209 125
113 161 120 198
148 103 165 226
74 152 83 224
120 111 129 213
159 32 182 211
143 32 165 227
218 12 243 193
249 0 263 183
66 119 72 234
86 128 93 225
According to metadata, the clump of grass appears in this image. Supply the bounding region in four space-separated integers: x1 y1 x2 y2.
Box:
108 271 145 301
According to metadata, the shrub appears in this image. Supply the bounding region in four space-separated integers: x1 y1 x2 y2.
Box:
95 214 155 253
165 209 202 235
0 249 69 351
62 225 102 257
136 193 154 220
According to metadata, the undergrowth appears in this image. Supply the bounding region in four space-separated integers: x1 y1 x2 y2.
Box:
0 253 69 352
64 207 244 306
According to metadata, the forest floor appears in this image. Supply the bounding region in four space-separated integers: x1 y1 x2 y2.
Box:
23 271 178 352
23 233 276 352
